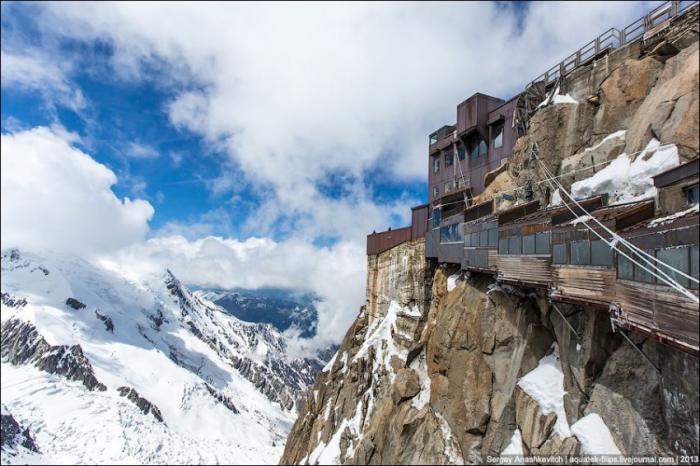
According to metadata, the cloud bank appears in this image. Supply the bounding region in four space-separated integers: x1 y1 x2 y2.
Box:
1 127 154 256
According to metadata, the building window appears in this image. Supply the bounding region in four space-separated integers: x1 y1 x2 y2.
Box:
617 253 634 280
471 232 479 248
522 234 536 254
498 238 509 255
457 144 466 161
488 228 498 247
433 157 440 174
430 134 438 145
444 180 455 193
570 240 590 265
508 236 521 255
535 232 551 254
432 207 441 229
686 184 699 205
591 240 613 266
553 244 568 264
444 149 454 167
479 230 489 247
433 186 439 199
440 223 463 243
657 246 690 288
633 250 656 283
456 177 465 189
691 245 699 290
479 139 488 157
492 124 504 149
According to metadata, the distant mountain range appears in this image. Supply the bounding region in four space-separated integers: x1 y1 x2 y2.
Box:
194 288 319 338
0 248 333 464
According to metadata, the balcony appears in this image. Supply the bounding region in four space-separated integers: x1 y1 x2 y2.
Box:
429 125 456 155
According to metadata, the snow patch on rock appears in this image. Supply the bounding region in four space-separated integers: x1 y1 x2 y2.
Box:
517 345 571 438
447 273 461 293
571 413 621 455
501 428 524 457
571 139 680 204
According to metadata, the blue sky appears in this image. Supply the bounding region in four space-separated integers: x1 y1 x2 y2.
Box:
0 1 655 346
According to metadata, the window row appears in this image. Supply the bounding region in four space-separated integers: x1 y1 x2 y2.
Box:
465 228 498 248
440 223 464 243
552 240 613 266
432 127 505 175
617 244 699 289
465 248 489 268
498 232 551 255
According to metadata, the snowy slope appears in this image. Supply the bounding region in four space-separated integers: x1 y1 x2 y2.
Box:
0 248 323 465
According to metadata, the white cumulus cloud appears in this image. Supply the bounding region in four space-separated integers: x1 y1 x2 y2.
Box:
1 127 155 256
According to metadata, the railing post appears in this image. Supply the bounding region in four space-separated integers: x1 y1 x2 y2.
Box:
575 50 581 67
595 36 600 55
671 0 679 17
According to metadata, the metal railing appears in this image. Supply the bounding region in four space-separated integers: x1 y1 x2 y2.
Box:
528 0 697 88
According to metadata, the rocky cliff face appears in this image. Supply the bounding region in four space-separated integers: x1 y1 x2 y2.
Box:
476 5 699 210
281 242 698 464
280 9 699 464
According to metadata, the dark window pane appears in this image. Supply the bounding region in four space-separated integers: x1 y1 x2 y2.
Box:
591 240 613 266
480 230 489 247
634 250 655 283
691 245 699 290
440 224 462 243
553 244 568 264
432 207 441 228
433 186 439 199
469 143 479 160
477 249 488 267
657 246 689 288
457 145 466 161
522 234 536 254
433 157 440 173
493 125 503 149
471 233 479 247
499 238 509 255
445 150 453 167
618 252 634 280
430 134 438 145
488 228 498 247
571 240 590 265
536 232 551 254
687 184 699 205
479 140 488 157
509 236 521 255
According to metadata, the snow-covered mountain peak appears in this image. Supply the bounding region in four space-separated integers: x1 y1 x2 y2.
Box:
0 248 325 464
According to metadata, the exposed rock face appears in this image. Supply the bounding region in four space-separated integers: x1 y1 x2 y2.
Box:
280 9 700 464
117 386 164 423
477 6 700 208
204 383 240 414
164 271 324 411
1 292 27 309
0 319 107 392
95 310 114 333
1 406 39 455
65 297 86 310
282 249 699 464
